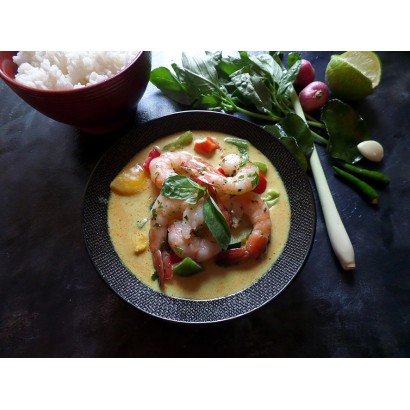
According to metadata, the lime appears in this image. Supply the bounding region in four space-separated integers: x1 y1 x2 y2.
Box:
325 51 382 101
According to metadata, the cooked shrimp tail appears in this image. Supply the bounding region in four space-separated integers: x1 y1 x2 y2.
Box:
215 247 248 264
152 249 173 289
216 192 272 265
152 249 165 288
215 232 269 265
162 249 173 280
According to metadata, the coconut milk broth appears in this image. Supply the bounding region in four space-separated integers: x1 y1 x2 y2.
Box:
108 131 291 300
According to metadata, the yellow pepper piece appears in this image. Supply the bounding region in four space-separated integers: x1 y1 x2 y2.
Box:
110 161 148 196
133 233 148 254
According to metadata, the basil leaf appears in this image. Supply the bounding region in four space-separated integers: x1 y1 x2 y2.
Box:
160 175 206 204
182 52 219 85
149 67 193 106
230 69 273 117
218 52 248 76
287 52 301 69
203 196 231 250
248 53 283 83
321 99 370 164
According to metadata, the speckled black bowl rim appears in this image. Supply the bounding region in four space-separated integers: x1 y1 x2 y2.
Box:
82 110 316 323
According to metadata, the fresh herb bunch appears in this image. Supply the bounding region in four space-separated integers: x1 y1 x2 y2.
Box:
150 51 300 122
150 51 389 204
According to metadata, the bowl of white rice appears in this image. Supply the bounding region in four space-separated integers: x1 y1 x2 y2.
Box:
0 51 151 133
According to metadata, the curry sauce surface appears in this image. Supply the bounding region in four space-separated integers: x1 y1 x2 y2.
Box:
108 131 291 300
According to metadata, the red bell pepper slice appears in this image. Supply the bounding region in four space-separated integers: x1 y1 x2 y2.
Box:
169 251 183 264
143 146 161 172
253 171 267 194
194 137 220 155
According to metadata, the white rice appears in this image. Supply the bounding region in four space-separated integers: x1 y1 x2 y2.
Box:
13 51 139 90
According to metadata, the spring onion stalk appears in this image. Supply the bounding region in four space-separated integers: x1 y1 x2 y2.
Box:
291 89 356 270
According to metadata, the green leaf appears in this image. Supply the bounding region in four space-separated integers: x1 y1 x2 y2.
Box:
321 99 370 164
182 52 219 85
203 196 231 250
287 52 301 69
160 175 206 204
275 113 314 159
218 52 248 76
286 59 302 84
248 53 283 83
150 66 193 106
179 53 224 101
278 137 308 171
230 70 273 116
263 113 313 170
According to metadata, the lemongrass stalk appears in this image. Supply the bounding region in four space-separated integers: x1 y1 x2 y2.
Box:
291 89 355 270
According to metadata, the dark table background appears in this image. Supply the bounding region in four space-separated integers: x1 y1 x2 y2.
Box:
1 51 409 358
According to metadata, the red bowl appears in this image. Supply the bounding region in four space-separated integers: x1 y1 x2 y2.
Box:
0 51 151 133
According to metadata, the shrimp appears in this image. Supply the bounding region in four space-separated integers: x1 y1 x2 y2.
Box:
149 194 221 286
168 221 221 262
181 154 260 195
149 151 193 189
167 198 222 262
149 194 188 287
215 192 272 265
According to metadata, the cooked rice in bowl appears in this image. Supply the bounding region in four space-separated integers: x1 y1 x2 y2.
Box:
13 51 139 90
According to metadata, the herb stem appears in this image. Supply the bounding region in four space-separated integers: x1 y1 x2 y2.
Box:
311 130 328 146
235 106 282 122
291 88 356 270
307 119 326 130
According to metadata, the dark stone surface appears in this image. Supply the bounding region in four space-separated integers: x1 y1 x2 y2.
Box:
1 51 409 357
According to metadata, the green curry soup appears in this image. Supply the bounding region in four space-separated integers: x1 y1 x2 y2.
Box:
108 131 291 300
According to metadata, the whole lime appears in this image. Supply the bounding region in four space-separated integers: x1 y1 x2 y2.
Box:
325 51 382 101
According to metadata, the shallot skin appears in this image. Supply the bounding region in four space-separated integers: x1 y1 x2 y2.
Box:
299 81 330 112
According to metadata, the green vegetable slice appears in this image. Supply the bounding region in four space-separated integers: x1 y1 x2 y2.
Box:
261 189 280 208
162 131 193 152
228 226 252 248
172 257 204 277
253 162 267 173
